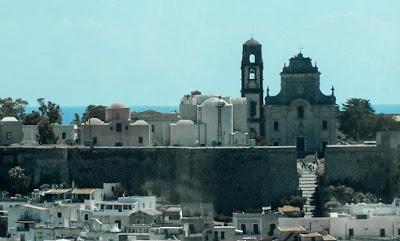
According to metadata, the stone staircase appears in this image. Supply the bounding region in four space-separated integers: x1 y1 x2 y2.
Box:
299 170 318 217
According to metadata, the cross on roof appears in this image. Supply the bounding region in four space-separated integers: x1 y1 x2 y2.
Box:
299 46 303 53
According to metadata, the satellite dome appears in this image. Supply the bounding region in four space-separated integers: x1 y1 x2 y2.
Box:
244 38 261 46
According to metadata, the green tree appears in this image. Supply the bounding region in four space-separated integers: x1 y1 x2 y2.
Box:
8 166 31 195
82 105 107 122
37 117 58 144
70 113 82 126
0 97 29 119
37 98 62 124
23 111 41 125
338 98 375 141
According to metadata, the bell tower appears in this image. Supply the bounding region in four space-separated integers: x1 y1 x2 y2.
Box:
241 38 264 139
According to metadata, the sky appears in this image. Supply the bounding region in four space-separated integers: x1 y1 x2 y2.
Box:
0 0 399 106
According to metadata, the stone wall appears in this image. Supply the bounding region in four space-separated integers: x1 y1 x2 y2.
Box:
0 146 298 214
324 132 400 197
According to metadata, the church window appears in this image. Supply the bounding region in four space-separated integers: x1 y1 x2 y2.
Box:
249 54 255 63
62 132 66 139
322 120 328 130
138 136 143 144
6 132 12 140
273 121 279 131
299 124 303 133
116 123 122 132
249 68 256 80
151 124 155 132
250 101 257 118
297 106 304 119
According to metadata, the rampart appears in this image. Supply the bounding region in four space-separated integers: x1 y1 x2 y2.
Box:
324 132 400 197
0 146 298 213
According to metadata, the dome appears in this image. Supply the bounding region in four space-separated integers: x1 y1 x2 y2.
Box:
175 120 195 126
1 117 18 122
86 118 103 124
132 120 149 126
110 102 127 109
200 97 229 107
244 38 261 46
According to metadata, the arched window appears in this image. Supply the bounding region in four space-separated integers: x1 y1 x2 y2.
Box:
249 54 255 63
249 68 256 80
297 106 304 119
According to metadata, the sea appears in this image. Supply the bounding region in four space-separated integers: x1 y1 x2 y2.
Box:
26 105 400 124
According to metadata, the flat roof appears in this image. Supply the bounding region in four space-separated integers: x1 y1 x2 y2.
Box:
72 189 96 195
301 232 322 238
278 226 306 232
45 189 72 195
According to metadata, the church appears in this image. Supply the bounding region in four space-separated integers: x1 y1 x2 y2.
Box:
241 38 338 156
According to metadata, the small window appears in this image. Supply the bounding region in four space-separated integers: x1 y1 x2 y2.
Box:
138 136 143 144
6 132 12 140
380 228 385 237
151 124 155 132
249 54 255 63
311 237 316 241
62 132 66 139
221 231 225 240
116 123 122 132
241 224 246 235
111 186 114 192
106 205 112 210
273 121 279 131
322 120 328 130
253 223 259 235
249 68 256 80
115 113 120 120
84 213 89 221
349 228 354 237
322 141 328 153
110 126 113 130
57 212 62 218
125 126 128 130
273 141 279 146
92 137 97 144
297 106 304 119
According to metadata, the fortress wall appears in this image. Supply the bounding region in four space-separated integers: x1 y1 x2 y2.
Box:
0 146 298 213
324 145 393 195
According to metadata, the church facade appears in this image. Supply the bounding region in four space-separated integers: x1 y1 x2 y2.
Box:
241 38 338 155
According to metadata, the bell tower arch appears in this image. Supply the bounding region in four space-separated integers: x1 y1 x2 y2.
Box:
241 38 264 139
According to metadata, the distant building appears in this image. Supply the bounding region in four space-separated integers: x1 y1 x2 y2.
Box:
170 93 248 146
80 103 151 147
264 52 338 155
132 110 179 146
0 117 23 146
22 124 78 145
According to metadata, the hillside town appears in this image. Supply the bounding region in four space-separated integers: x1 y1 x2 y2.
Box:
1 36 400 241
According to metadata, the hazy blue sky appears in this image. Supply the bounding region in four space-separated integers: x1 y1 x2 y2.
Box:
0 0 399 106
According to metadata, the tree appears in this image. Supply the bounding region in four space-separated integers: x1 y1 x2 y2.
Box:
338 98 375 141
8 166 31 195
0 97 28 119
37 117 58 144
23 111 41 125
82 105 107 122
37 98 62 124
70 113 82 126
113 184 127 197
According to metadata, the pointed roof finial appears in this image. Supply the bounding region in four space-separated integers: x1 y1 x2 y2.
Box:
267 86 270 97
299 46 303 53
315 61 317 67
331 86 335 96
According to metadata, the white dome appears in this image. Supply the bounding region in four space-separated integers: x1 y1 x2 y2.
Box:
200 97 229 107
132 120 149 126
109 102 127 109
175 119 195 125
1 116 18 122
86 118 103 124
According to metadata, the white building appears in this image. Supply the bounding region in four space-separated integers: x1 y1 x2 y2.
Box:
0 117 23 145
22 124 78 145
80 103 151 147
170 93 248 146
278 213 400 240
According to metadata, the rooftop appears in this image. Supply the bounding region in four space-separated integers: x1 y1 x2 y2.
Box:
243 38 261 46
